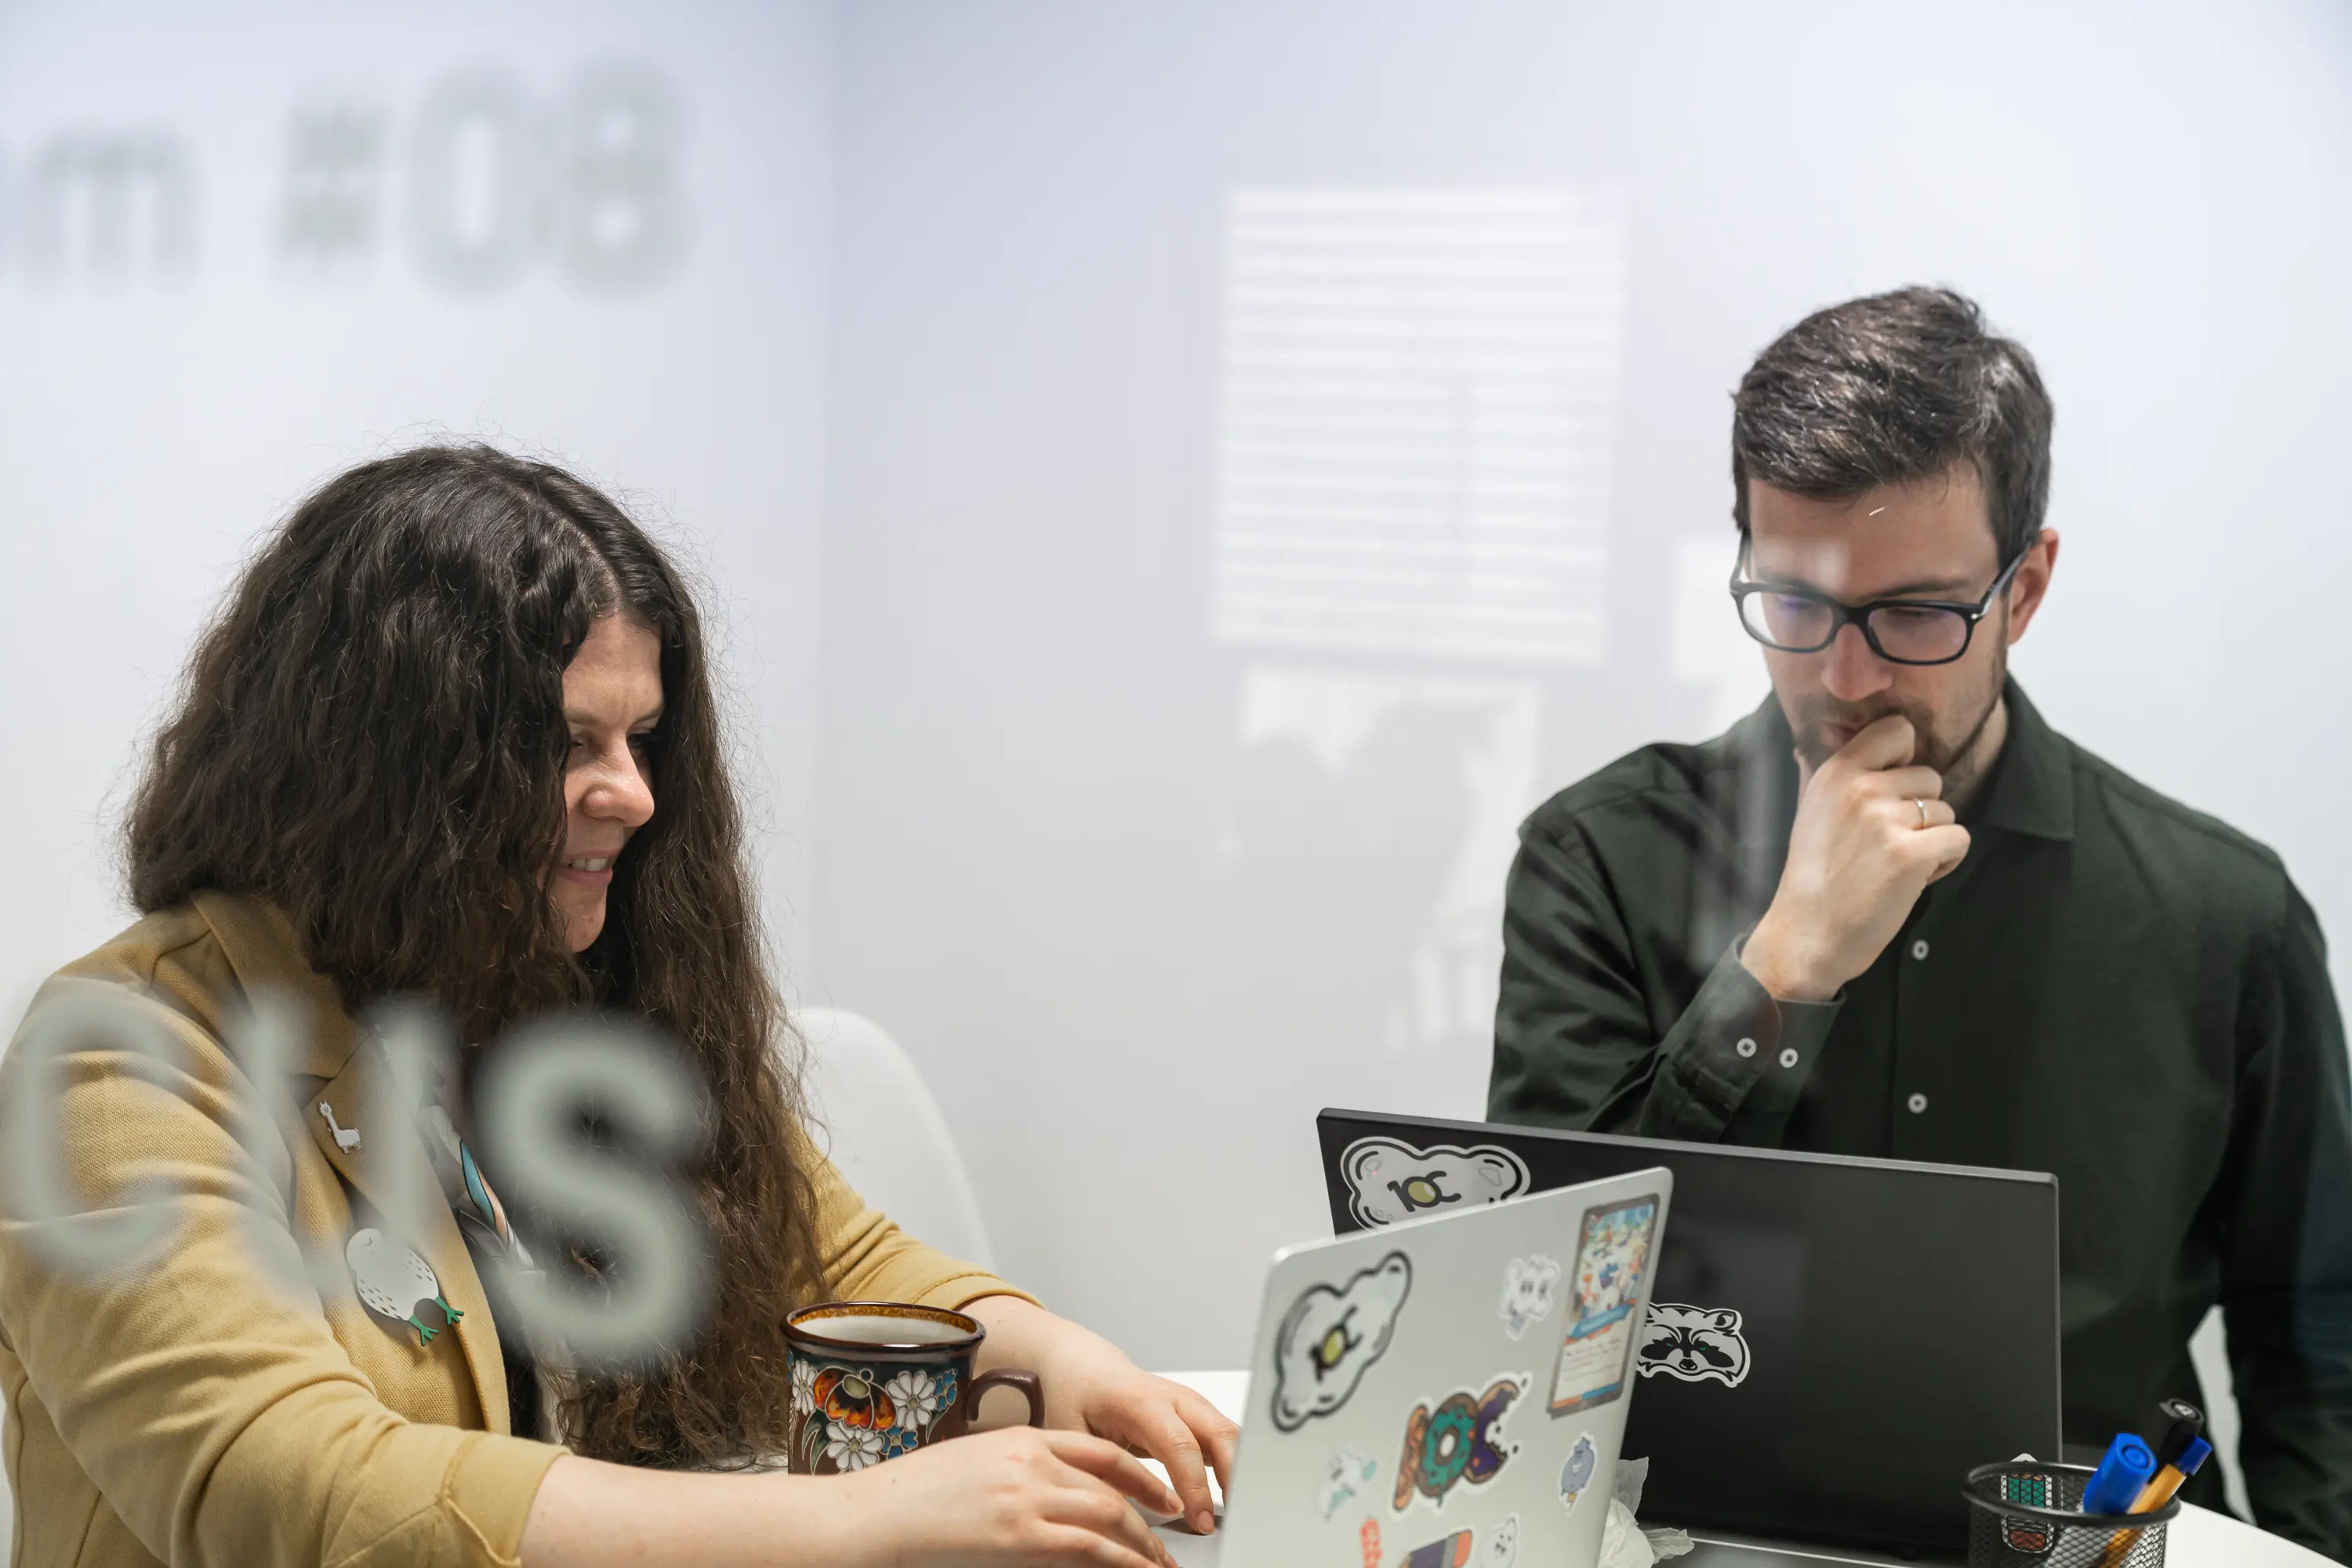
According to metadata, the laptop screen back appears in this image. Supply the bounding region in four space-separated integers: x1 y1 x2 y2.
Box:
1316 1110 2061 1555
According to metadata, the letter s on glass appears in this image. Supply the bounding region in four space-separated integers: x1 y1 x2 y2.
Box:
475 1014 714 1374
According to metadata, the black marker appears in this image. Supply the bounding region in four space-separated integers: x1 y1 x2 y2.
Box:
2153 1398 2205 1469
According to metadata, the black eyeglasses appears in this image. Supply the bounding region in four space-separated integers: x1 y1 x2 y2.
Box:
1728 538 2030 666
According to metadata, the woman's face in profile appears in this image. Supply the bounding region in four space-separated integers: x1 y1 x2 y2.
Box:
554 613 662 951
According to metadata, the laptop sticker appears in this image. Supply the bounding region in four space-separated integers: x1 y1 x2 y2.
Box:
1558 1432 1599 1513
1636 1304 1751 1388
1391 1374 1527 1513
1319 1450 1380 1519
1483 1512 1520 1566
1546 1196 1659 1416
1497 1254 1560 1341
1339 1137 1531 1229
1396 1529 1475 1567
1269 1250 1414 1432
1359 1518 1383 1568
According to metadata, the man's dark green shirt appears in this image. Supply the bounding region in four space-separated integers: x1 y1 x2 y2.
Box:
1489 681 2352 1561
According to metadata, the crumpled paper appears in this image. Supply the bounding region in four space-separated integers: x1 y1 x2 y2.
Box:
1598 1457 1695 1567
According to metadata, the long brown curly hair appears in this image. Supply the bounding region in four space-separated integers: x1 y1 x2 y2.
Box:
124 443 821 1468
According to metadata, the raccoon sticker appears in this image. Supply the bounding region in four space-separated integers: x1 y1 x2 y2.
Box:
1637 1303 1751 1388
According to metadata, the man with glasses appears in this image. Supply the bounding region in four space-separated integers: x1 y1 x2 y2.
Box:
1488 287 2352 1559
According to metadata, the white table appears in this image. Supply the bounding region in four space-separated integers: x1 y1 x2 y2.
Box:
1152 1371 2331 1568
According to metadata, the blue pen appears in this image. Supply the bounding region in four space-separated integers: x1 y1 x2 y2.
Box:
2082 1432 2158 1515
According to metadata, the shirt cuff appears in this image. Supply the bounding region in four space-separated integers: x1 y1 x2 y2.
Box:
441 1430 571 1567
1671 939 1841 1125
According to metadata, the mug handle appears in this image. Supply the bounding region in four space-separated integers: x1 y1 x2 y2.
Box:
964 1368 1045 1429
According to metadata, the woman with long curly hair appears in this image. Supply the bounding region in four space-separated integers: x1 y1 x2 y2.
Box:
0 446 1231 1568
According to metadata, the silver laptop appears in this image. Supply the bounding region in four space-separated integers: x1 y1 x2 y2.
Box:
1167 1165 1673 1568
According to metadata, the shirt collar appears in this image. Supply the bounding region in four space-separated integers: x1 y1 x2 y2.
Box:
1973 679 2076 842
1728 677 2074 844
188 888 368 1079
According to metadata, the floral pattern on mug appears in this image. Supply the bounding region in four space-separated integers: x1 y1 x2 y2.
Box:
794 1359 964 1473
825 1423 886 1472
884 1367 952 1432
790 1358 818 1416
812 1367 896 1431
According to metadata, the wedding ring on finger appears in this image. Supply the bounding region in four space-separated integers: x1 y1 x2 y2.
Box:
1915 797 1932 828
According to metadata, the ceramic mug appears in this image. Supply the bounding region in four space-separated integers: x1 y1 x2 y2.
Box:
783 1301 1045 1475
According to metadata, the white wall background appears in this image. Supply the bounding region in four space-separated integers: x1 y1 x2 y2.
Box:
4 0 2350 1504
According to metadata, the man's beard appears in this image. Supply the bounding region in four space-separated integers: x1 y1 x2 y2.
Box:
1786 642 2009 789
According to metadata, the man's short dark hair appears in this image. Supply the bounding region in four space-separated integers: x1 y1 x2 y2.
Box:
1731 286 2053 560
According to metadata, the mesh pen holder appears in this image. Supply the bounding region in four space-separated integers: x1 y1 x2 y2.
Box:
1963 1461 2179 1568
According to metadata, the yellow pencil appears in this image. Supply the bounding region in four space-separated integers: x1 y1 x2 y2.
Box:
2091 1437 2211 1568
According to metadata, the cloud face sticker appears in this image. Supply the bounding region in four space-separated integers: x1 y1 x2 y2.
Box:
1341 1137 1531 1229
1270 1251 1414 1432
1498 1254 1560 1341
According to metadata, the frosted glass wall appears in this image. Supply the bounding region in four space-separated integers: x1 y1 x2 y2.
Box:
5 0 2348 1446
810 0 2352 1378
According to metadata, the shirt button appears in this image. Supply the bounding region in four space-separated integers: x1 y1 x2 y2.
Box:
1736 1037 1758 1058
1910 939 1930 960
1907 1091 1929 1114
1778 1047 1799 1069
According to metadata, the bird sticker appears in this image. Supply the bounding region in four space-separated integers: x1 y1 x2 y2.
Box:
1317 1450 1379 1519
346 1229 463 1346
1558 1432 1599 1512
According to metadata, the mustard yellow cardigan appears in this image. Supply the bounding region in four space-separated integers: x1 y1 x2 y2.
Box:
0 891 1030 1568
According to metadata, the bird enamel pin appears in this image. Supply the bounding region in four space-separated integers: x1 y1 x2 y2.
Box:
346 1228 464 1346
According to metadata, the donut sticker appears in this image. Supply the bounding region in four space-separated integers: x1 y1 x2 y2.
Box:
1391 1374 1527 1514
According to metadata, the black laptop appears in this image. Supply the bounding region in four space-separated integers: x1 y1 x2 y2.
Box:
1316 1109 2061 1559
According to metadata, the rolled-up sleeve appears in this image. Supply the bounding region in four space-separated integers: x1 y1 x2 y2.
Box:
801 1136 1039 1313
1490 818 1838 1145
0 974 566 1568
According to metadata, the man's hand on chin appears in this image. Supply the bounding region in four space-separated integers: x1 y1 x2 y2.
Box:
1741 713 1973 1003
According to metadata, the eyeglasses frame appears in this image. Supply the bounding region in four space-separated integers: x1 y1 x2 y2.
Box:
1727 535 2033 667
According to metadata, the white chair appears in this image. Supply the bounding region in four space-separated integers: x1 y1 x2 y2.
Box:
793 1007 996 1273
2189 1305 2252 1522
